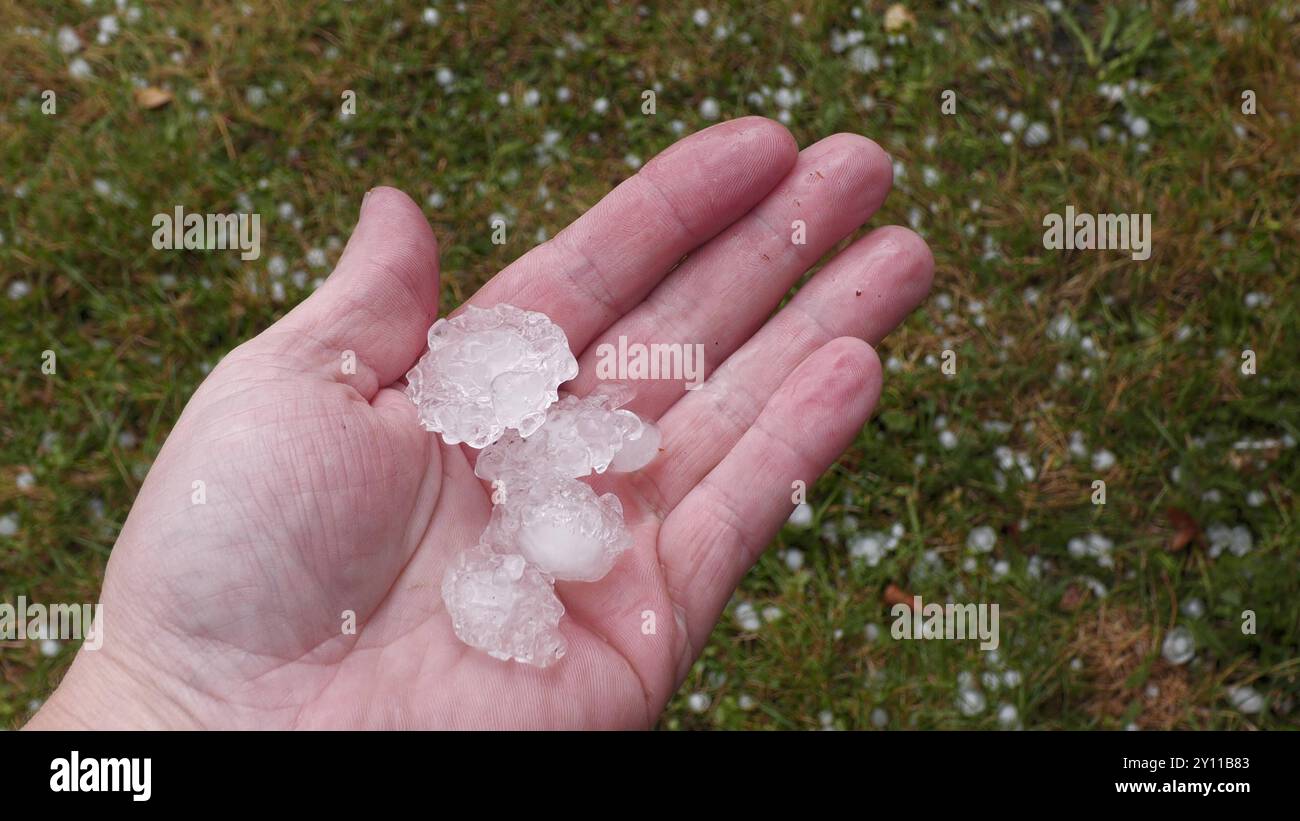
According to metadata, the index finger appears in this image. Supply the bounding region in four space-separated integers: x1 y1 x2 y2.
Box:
465 117 798 354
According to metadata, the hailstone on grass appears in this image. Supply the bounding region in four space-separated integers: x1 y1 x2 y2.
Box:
411 304 661 666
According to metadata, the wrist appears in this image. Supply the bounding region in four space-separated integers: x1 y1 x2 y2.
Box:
25 641 204 731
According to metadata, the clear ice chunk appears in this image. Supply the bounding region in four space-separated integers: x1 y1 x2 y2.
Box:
608 419 661 473
405 304 579 448
475 385 658 484
441 545 567 667
485 474 633 581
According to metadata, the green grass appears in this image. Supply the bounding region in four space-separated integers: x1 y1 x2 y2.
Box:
2 0 1297 729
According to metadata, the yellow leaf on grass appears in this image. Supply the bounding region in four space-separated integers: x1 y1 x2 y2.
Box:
884 4 916 32
134 87 173 109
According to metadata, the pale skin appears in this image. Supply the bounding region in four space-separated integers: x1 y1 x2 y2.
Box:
28 117 932 729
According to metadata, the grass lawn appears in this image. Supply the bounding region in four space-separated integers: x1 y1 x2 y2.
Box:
1 0 1297 729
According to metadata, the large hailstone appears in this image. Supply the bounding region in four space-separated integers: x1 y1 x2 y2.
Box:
485 475 633 582
405 303 578 448
475 385 661 483
441 546 567 667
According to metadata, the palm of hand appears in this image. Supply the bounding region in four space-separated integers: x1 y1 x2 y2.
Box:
37 119 932 729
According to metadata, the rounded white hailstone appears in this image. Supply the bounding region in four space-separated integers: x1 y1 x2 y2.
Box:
1024 122 1051 147
1129 116 1151 138
1091 449 1117 471
592 97 609 115
737 693 756 711
784 548 804 571
98 14 120 40
68 57 93 79
967 525 997 553
692 8 710 26
818 710 834 728
864 622 881 642
1181 597 1205 618
698 97 720 120
787 502 814 528
733 601 761 632
1161 625 1195 665
1228 524 1253 556
849 532 885 566
939 429 958 450
957 688 987 717
870 707 889 728
687 692 710 713
40 639 61 657
1003 669 1021 687
1227 685 1264 714
57 26 82 54
848 46 880 73
996 703 1019 727
422 7 440 25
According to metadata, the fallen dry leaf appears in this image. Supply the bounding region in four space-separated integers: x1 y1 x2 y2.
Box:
1166 507 1199 552
884 4 916 32
884 583 912 609
1060 584 1085 611
134 87 173 110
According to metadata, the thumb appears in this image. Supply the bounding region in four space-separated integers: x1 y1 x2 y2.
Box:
278 186 440 393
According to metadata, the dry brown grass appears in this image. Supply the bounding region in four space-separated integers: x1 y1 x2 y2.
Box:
1070 604 1209 729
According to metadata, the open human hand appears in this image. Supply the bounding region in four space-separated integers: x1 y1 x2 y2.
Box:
29 117 932 730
